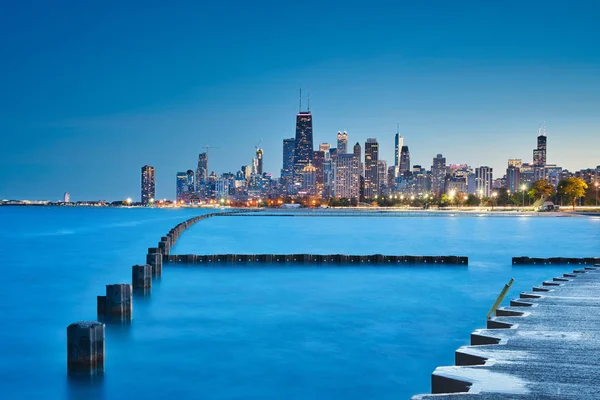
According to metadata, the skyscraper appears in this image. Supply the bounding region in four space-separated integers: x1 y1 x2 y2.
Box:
353 142 362 177
176 171 188 202
313 150 325 197
533 125 547 166
319 143 331 154
282 138 295 176
302 164 317 196
364 138 379 198
377 160 387 196
293 92 314 175
186 170 195 196
506 165 521 193
141 165 155 204
475 166 494 197
399 145 410 175
431 154 446 196
196 152 208 198
337 131 348 155
394 132 403 166
334 153 360 199
281 138 295 195
255 148 263 175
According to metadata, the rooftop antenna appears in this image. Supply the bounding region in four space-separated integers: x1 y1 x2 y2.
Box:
543 121 547 136
538 122 541 136
307 90 310 112
397 122 400 134
299 87 302 113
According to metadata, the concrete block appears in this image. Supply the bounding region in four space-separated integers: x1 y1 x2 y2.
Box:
67 321 105 375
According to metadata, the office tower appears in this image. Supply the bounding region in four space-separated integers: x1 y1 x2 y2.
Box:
141 165 155 204
364 138 379 198
520 163 535 185
319 143 331 155
377 160 387 196
533 125 547 166
176 172 188 202
282 138 295 175
63 192 70 203
334 153 360 199
475 166 494 197
313 150 325 196
431 154 446 196
186 170 195 195
399 145 410 174
302 164 317 196
293 91 314 175
353 142 362 175
387 166 396 193
506 165 521 193
196 152 208 198
337 131 348 154
256 148 263 175
394 132 403 166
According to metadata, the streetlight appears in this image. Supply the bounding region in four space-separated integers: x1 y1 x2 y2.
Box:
521 184 527 207
596 182 599 207
491 192 497 210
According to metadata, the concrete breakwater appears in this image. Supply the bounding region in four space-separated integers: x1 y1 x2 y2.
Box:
412 265 600 399
163 254 469 265
513 256 600 265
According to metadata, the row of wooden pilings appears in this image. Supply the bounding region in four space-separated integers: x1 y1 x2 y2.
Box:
165 254 469 265
512 256 600 265
66 212 225 376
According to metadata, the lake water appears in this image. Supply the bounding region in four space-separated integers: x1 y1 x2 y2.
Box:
0 207 598 399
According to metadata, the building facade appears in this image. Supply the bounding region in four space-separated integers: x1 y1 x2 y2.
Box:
293 111 314 175
364 138 379 198
334 153 360 199
431 154 446 196
141 165 155 204
475 166 493 197
337 131 348 155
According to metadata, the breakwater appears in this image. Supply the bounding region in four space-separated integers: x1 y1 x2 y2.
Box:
513 256 600 265
163 254 468 265
66 211 235 375
412 265 600 399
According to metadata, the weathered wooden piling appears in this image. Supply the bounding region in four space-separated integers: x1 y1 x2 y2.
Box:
146 248 163 277
67 321 105 375
132 264 152 289
97 284 132 320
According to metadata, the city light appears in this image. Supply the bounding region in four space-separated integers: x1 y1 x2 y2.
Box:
125 198 132 205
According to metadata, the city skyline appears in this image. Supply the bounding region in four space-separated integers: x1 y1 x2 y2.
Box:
1 2 600 200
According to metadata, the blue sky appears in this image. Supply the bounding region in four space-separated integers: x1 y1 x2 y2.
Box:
1 0 599 200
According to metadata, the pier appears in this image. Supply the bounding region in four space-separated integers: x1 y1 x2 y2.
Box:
412 265 600 399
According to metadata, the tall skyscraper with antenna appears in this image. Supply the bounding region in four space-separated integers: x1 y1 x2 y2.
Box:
293 89 314 176
533 124 547 166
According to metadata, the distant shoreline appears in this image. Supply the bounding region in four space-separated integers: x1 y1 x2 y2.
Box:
2 203 599 217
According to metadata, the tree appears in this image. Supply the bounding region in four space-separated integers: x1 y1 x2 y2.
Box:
465 194 480 207
439 194 450 207
528 180 554 200
558 177 588 210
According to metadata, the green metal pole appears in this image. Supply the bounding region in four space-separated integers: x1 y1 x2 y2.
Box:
486 278 515 320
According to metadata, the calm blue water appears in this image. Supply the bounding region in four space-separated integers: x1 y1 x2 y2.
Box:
0 208 599 399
